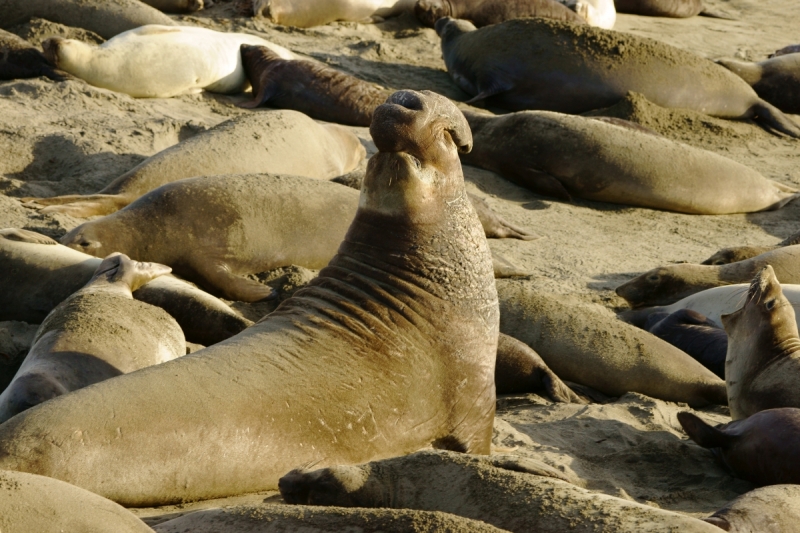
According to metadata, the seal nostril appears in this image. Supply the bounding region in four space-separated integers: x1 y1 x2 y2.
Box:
389 91 424 111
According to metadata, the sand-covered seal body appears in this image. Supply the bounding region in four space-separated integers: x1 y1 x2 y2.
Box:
140 0 204 14
0 90 499 506
498 280 727 406
437 18 800 138
42 25 296 98
645 309 727 379
0 29 72 81
722 266 800 420
0 254 185 423
413 0 587 28
27 110 365 218
254 0 410 27
703 230 800 265
717 53 800 114
461 110 797 213
704 485 800 532
679 409 800 486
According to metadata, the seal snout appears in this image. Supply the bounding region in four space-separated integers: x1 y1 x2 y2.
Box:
41 38 63 67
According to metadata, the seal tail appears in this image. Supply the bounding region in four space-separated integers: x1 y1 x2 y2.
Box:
751 100 800 139
677 412 730 449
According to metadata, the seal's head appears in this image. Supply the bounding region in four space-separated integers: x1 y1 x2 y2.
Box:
60 222 107 257
721 265 796 343
434 16 477 41
615 265 700 308
702 246 763 266
90 253 171 293
279 464 376 507
414 0 453 28
41 37 90 71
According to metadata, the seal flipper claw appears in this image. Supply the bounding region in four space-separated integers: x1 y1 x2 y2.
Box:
197 262 278 302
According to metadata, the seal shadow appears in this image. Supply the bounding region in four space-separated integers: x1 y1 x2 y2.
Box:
744 198 800 240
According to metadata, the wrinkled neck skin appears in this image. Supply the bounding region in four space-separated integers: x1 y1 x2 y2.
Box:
727 301 800 377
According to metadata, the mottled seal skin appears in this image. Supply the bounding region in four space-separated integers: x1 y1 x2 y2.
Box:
645 309 727 379
498 280 727 406
140 0 204 13
240 45 391 126
26 110 365 218
0 470 152 533
413 0 586 28
278 450 721 533
436 18 800 138
614 0 731 18
722 266 800 420
678 409 800 486
616 245 800 308
703 230 800 266
0 90 499 507
0 254 185 423
704 485 800 532
717 54 800 114
0 228 252 346
0 29 72 81
461 110 797 213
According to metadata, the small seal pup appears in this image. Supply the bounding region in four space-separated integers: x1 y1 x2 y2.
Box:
702 229 800 265
678 408 800 486
614 0 732 19
42 25 296 98
253 0 414 27
616 245 800 308
436 18 800 138
0 90 499 506
278 450 722 533
717 53 800 114
0 29 72 81
0 253 185 423
722 266 800 420
461 110 797 213
704 485 800 532
0 470 152 533
26 110 365 217
645 309 727 379
413 0 587 28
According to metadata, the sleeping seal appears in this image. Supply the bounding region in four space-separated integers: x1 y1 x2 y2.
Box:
0 254 185 423
717 53 800 114
436 18 800 138
413 0 587 28
42 25 296 98
254 0 415 27
702 229 800 265
704 485 800 532
614 0 732 19
0 29 71 81
0 90 499 506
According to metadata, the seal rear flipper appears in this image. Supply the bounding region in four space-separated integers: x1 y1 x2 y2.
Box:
750 100 800 139
761 191 800 212
22 194 130 217
542 373 587 404
677 411 731 449
195 262 278 303
508 168 572 201
0 228 57 245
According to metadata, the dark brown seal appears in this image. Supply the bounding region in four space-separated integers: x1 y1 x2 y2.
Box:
413 0 586 28
645 309 727 379
702 229 800 265
0 29 71 81
771 45 800 58
678 408 800 486
717 53 800 114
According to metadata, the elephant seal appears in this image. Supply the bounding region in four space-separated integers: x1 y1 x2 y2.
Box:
253 0 414 27
140 0 204 13
0 254 185 423
678 408 800 486
498 280 727 406
26 110 365 217
614 0 732 19
41 25 296 98
645 309 727 379
616 245 800 308
717 54 800 114
0 29 72 81
461 110 797 213
413 0 586 28
0 228 252 346
0 0 174 40
771 45 800 58
0 90 499 506
722 266 800 420
557 0 615 28
702 230 800 265
0 470 152 533
436 18 800 138
278 450 721 533
704 485 800 532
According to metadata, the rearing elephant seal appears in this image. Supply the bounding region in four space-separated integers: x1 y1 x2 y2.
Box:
0 29 72 81
0 254 185 423
717 53 800 114
436 18 800 138
413 0 587 28
0 90 499 507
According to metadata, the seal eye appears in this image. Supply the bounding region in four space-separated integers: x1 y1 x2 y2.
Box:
766 299 775 310
648 275 659 282
79 240 91 248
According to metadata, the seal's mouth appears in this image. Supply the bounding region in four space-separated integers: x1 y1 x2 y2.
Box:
747 265 776 305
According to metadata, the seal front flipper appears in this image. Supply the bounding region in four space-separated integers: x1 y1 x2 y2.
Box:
464 77 514 104
700 8 738 20
0 229 58 245
491 253 531 278
194 261 278 302
677 411 731 448
483 455 575 483
468 193 539 241
749 100 800 139
23 194 129 218
507 168 573 201
715 59 763 85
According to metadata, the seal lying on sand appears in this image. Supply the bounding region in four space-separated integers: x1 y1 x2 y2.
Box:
25 110 365 218
702 229 800 265
723 266 800 420
460 110 797 213
0 228 251 346
140 0 205 13
0 254 185 423
278 450 722 533
0 29 71 81
717 53 800 114
616 245 800 308
253 0 414 27
772 45 800 58
614 0 732 19
645 309 727 379
679 409 800 486
436 18 800 138
498 280 727 406
0 90 499 506
413 0 587 28
42 25 295 98
704 484 800 532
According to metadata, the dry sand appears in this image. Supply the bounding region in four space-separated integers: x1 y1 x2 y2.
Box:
1 0 799 526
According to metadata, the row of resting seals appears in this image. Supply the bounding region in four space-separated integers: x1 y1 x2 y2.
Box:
0 228 252 346
614 0 734 19
703 484 800 532
25 110 365 218
717 52 800 114
0 253 185 423
413 0 587 28
435 17 800 138
460 109 798 213
722 266 800 420
645 309 727 379
140 0 205 14
616 245 800 308
0 0 174 40
0 90 501 506
42 25 296 98
0 29 72 82
702 229 800 265
60 173 535 301
253 0 415 27
679 408 800 487
497 280 727 406
278 450 722 533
